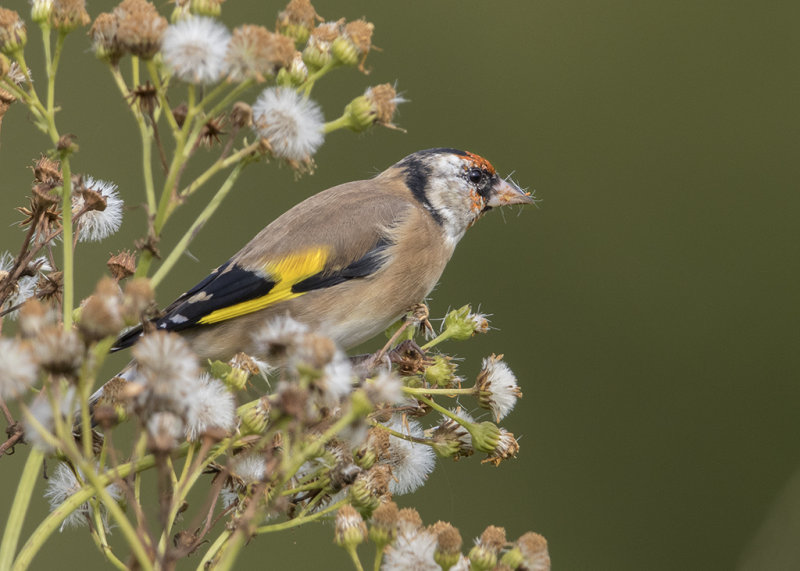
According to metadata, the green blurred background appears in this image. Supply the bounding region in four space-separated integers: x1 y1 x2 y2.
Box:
1 0 798 569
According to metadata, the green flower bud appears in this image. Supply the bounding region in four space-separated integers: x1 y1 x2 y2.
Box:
350 388 374 417
190 0 222 17
424 355 458 388
302 42 330 70
466 421 501 454
334 505 367 549
331 36 358 66
238 397 270 434
279 23 310 46
499 546 524 569
443 304 478 341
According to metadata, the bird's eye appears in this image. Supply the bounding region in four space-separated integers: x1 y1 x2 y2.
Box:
467 168 483 184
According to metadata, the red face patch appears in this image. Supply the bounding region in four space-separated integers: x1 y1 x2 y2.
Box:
463 151 496 175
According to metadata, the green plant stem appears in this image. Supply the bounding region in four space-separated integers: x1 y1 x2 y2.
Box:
90 499 128 571
48 31 66 114
323 114 351 134
299 60 338 95
421 329 457 351
0 448 45 570
370 421 430 446
414 394 468 426
256 497 348 534
60 156 74 328
126 58 158 214
176 140 261 202
145 59 180 134
402 386 474 396
156 438 233 560
196 529 231 570
151 162 246 288
345 545 365 571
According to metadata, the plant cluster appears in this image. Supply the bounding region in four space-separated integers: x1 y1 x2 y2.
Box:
0 1 549 569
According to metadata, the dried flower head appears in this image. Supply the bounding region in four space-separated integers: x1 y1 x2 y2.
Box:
334 505 367 548
475 354 522 421
45 462 122 531
0 8 27 54
18 298 57 337
131 330 200 417
32 155 62 185
107 250 136 281
0 338 37 400
122 277 154 321
0 251 39 318
146 410 185 451
482 427 519 467
252 87 324 161
89 12 121 62
431 408 475 459
276 0 321 45
302 19 341 69
432 521 463 571
51 0 90 31
115 0 168 59
226 25 295 82
516 532 551 571
331 19 373 70
369 500 398 547
34 325 84 377
79 276 124 342
73 176 124 243
161 16 230 84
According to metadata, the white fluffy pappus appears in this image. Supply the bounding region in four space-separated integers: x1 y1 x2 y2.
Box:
0 338 38 400
382 415 436 495
381 526 438 571
161 16 230 84
252 87 325 161
478 355 522 421
74 177 124 242
44 462 122 532
184 373 236 441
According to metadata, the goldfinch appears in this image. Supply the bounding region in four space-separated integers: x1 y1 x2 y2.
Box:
115 148 533 360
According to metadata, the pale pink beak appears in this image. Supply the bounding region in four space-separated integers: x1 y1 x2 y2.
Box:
486 178 534 207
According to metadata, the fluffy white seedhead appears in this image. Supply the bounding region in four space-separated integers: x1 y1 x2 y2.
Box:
24 386 77 453
75 177 124 242
44 462 122 531
478 355 522 421
252 87 324 160
131 331 200 417
382 415 436 495
185 373 236 441
382 526 438 571
0 338 37 400
161 16 230 84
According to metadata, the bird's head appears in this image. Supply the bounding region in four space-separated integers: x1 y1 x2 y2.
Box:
394 148 534 244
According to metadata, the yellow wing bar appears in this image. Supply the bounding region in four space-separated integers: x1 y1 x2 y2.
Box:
197 247 329 325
